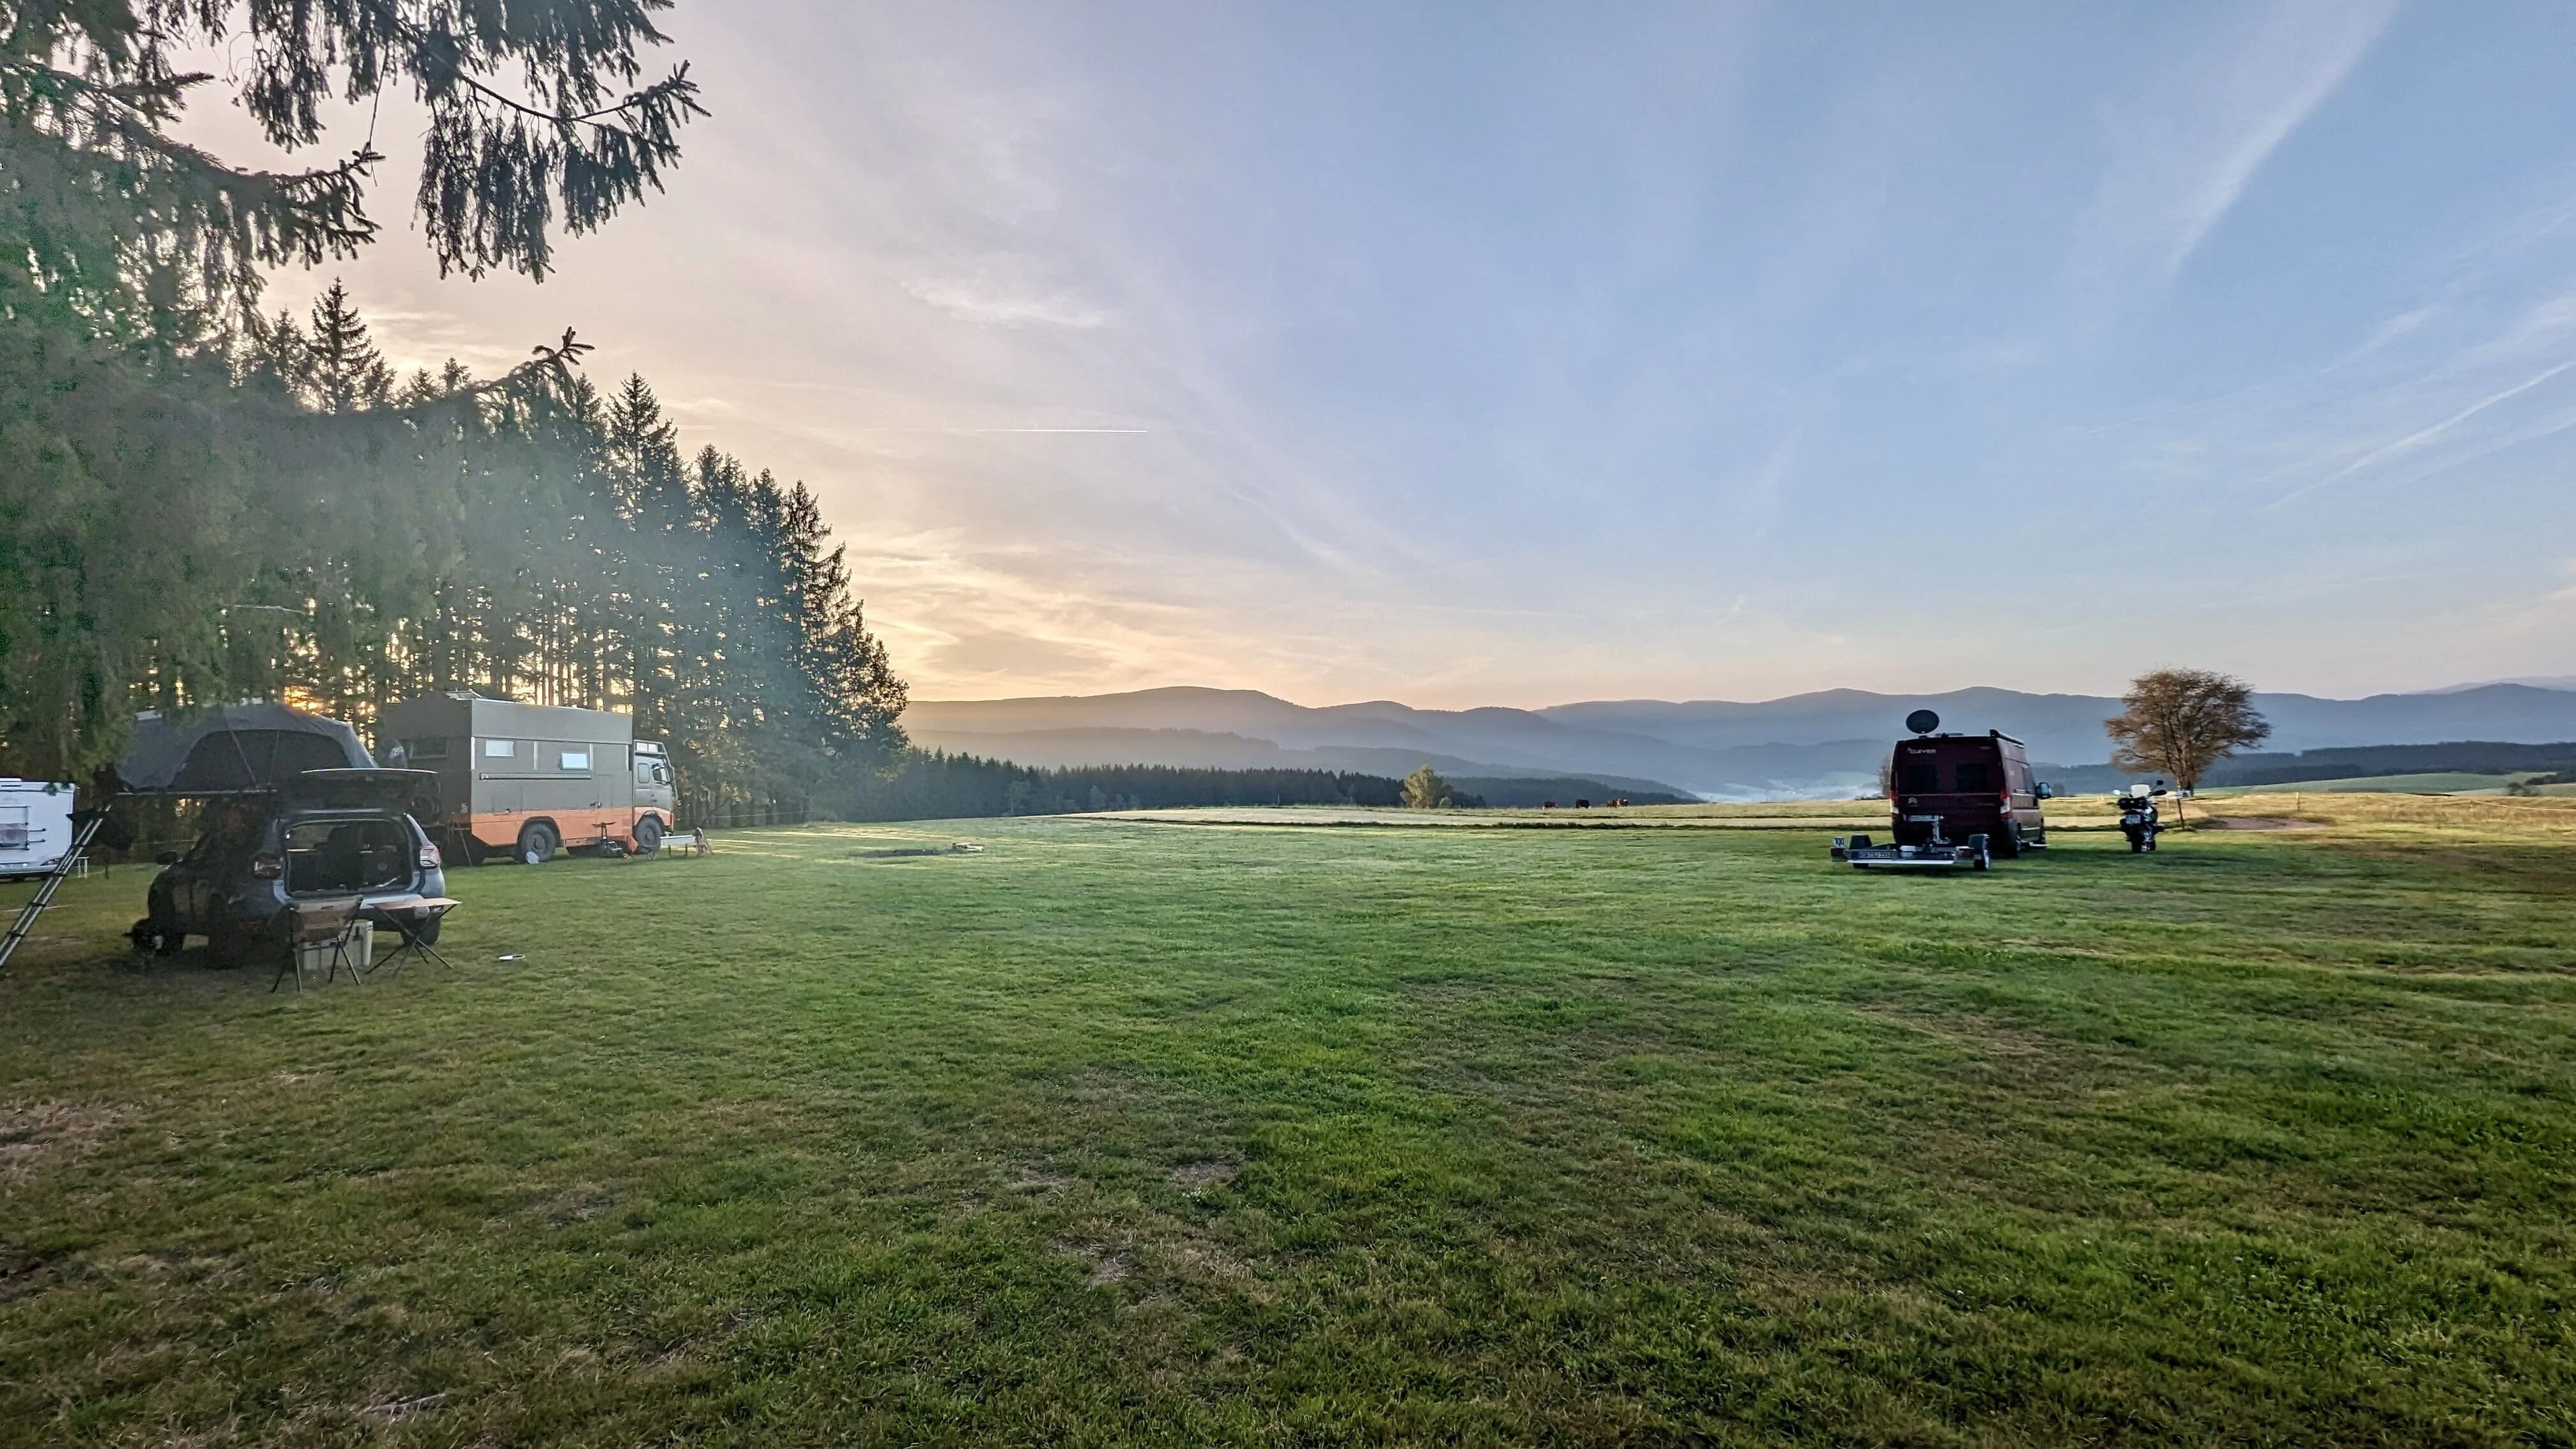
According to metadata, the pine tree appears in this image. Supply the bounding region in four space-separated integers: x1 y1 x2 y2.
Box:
603 375 688 516
305 282 395 413
0 0 703 776
1 2 703 342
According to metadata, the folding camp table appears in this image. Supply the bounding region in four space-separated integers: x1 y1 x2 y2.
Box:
363 895 459 978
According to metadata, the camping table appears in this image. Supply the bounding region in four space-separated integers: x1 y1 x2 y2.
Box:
364 894 459 977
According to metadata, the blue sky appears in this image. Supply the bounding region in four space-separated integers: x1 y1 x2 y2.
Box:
223 1 2576 706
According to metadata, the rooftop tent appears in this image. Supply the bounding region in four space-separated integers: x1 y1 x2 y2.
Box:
113 704 374 795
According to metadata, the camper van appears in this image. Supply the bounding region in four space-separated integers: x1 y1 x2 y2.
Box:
378 694 677 864
1832 710 2055 871
1885 728 2050 857
0 779 77 882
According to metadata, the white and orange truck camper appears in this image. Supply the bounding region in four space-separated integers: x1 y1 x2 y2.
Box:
377 693 677 864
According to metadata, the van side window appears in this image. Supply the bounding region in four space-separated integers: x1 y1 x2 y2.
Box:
1901 760 1938 791
1954 762 1993 791
484 739 515 759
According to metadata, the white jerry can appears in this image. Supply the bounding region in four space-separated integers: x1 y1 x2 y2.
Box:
0 779 77 881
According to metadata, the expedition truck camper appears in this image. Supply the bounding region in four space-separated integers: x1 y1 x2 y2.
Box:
378 693 676 864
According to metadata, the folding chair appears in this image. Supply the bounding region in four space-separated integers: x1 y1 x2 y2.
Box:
273 896 365 992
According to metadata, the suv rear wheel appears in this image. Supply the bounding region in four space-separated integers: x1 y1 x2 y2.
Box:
206 916 270 969
518 822 558 866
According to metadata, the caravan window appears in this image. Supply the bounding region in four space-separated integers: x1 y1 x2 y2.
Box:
484 739 516 759
560 749 591 771
402 737 449 760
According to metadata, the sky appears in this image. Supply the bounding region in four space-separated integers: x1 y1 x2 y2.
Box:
194 0 2576 707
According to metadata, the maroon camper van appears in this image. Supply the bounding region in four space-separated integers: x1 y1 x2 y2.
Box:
1833 710 2053 871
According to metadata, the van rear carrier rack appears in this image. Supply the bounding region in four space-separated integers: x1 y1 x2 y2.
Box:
1832 830 1989 872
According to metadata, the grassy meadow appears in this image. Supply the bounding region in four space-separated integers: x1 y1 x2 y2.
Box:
3 801 2573 1445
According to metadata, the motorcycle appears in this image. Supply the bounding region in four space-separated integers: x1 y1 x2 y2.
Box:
2115 785 2168 852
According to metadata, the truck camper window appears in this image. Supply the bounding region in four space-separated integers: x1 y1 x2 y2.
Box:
1954 761 1993 791
1900 760 1938 791
560 749 590 771
404 737 449 760
484 739 516 759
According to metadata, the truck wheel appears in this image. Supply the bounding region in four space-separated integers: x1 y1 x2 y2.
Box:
518 822 558 866
1997 821 2025 859
633 815 663 856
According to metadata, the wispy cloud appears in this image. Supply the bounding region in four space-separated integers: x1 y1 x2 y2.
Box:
206 1 2576 704
2276 356 2576 504
2074 0 2399 289
903 276 1112 328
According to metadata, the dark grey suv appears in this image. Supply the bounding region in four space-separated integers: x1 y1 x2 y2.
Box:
137 769 448 966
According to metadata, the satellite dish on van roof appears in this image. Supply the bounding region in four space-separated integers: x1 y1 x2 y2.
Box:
1905 709 1940 735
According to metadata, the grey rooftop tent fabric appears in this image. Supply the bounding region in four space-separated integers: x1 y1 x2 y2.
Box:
114 705 375 795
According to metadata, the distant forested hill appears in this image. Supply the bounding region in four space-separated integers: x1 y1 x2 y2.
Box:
907 684 2576 801
825 758 1682 820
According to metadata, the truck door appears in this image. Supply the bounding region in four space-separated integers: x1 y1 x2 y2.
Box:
634 754 673 811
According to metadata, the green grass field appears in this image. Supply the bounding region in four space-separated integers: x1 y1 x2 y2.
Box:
5 804 2573 1445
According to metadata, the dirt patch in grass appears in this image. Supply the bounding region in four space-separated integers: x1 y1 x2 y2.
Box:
0 1100 122 1185
1850 1001 2096 1082
1168 1160 1236 1192
0 1250 58 1303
